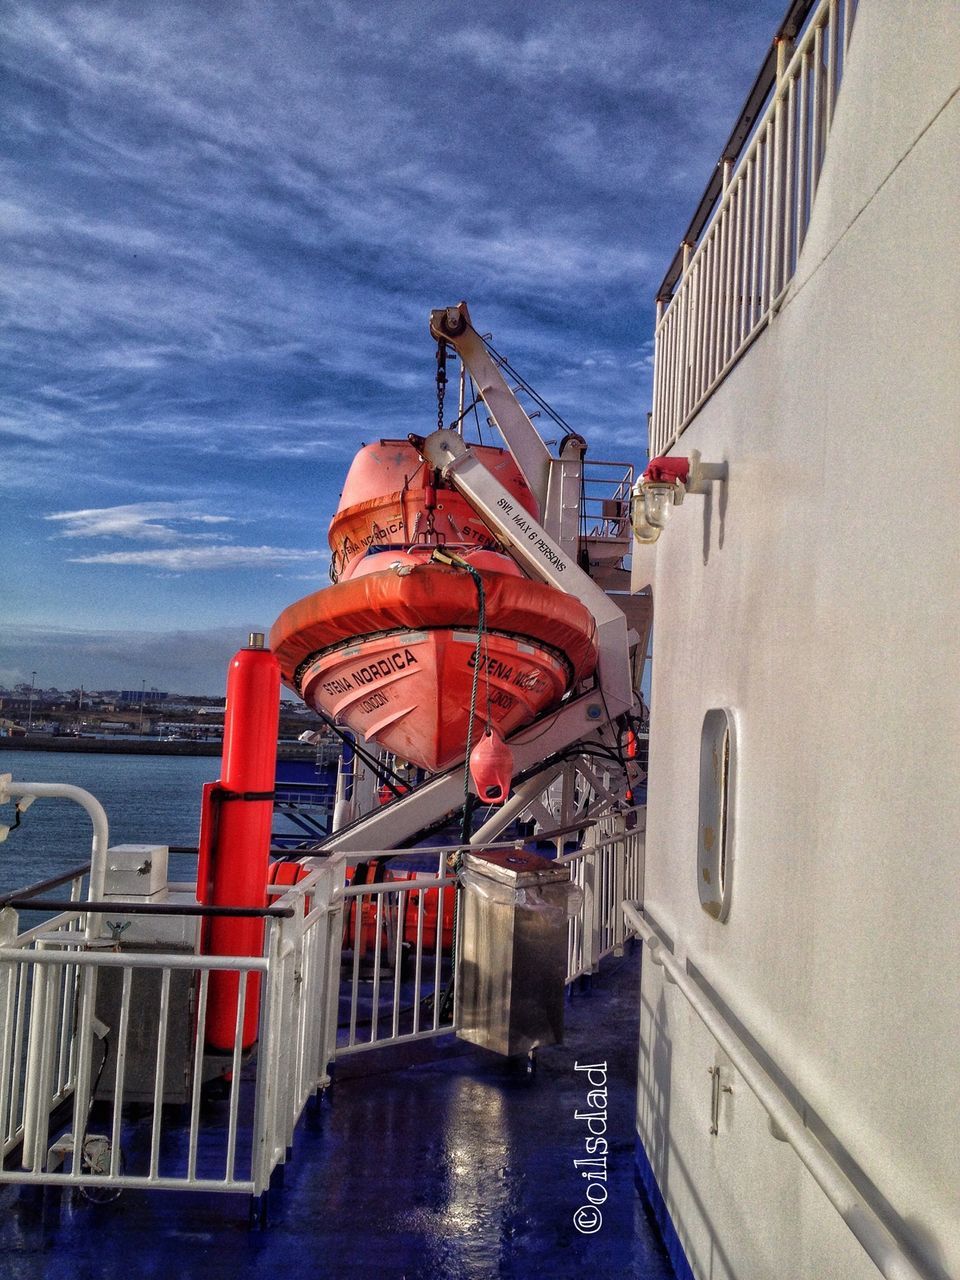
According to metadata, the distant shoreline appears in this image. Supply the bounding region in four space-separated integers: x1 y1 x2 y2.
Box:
0 735 317 760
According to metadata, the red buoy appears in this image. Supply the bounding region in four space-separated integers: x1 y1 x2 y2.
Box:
469 727 514 805
197 634 280 1052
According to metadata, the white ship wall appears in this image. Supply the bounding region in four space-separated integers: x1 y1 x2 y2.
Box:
637 3 960 1277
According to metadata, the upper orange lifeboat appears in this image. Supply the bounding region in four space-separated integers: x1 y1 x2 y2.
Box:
328 439 539 582
270 548 598 774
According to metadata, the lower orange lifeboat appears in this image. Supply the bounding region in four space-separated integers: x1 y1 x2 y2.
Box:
269 548 598 774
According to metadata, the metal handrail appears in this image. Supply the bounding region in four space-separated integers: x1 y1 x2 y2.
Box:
0 864 92 908
656 0 824 302
0 898 296 918
1 781 109 928
650 0 858 455
332 816 645 1055
0 863 340 1197
623 902 926 1280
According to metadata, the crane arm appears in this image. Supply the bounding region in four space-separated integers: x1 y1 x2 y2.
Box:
419 429 634 719
430 302 553 513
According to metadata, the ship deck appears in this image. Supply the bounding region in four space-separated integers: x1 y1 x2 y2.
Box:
0 947 673 1280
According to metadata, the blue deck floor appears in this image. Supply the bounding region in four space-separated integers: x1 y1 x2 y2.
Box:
0 947 674 1280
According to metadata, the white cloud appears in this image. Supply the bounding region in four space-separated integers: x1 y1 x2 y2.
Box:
46 502 233 541
0 0 787 650
68 545 328 571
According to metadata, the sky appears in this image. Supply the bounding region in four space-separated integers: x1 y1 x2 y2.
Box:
1 0 787 696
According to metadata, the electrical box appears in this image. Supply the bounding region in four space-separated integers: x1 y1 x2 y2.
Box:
103 843 168 898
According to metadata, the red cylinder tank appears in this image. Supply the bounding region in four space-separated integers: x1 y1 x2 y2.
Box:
199 635 281 1052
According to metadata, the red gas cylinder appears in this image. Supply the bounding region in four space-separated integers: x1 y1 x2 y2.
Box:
198 634 281 1052
469 727 514 805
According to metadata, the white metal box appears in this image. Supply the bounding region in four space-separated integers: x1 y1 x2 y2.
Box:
103 843 169 897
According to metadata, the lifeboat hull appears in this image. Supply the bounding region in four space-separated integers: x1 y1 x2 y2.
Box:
298 627 568 773
270 561 598 774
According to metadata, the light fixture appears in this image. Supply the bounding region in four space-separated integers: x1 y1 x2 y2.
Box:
631 451 727 544
630 494 662 544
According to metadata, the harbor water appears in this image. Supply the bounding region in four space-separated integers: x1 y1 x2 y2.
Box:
0 749 215 897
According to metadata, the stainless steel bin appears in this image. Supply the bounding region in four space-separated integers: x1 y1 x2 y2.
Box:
457 849 572 1057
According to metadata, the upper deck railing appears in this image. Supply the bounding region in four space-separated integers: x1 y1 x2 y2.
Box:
650 0 858 457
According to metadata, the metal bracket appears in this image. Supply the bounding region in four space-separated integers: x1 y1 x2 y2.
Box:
420 429 633 720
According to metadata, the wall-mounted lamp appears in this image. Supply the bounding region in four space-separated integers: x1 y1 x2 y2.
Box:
631 451 727 544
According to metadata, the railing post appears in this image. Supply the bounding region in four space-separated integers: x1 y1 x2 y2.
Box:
279 900 303 1152
22 945 60 1171
295 887 318 1106
776 34 792 81
316 896 342 1088
0 909 17 1152
580 830 599 975
612 834 626 953
68 962 99 1178
251 922 284 1196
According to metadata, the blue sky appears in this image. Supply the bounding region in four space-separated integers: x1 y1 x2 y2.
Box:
1 0 785 695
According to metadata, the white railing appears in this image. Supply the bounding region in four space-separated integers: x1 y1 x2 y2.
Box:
333 814 645 1058
0 797 643 1199
561 814 645 981
624 902 925 1280
581 461 635 542
651 0 858 456
0 862 341 1199
335 850 458 1057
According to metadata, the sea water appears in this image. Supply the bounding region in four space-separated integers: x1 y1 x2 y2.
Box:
0 750 217 898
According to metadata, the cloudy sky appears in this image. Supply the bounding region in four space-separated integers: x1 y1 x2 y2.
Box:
1 0 785 694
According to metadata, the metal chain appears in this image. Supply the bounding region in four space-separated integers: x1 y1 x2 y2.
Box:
436 339 447 432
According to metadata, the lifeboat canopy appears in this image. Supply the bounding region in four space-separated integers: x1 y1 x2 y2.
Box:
328 439 539 583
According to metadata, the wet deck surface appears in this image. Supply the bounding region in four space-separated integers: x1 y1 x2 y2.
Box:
1 947 674 1279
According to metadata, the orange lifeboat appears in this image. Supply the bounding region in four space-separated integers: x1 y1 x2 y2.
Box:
271 435 598 775
270 546 598 774
328 439 538 582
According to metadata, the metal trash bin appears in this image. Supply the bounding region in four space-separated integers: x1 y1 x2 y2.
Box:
457 849 578 1057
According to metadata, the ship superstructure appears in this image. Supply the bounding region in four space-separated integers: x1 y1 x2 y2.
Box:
632 1 960 1276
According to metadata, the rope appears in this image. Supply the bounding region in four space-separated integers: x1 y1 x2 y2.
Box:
461 564 486 838
430 550 487 1022
427 548 487 839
